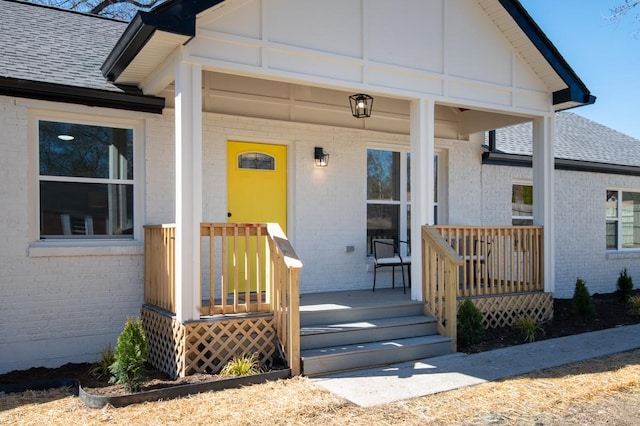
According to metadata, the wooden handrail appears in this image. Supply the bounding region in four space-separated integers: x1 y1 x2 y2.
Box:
265 222 302 376
422 226 463 351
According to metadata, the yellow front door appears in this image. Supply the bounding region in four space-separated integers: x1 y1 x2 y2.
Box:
227 141 287 292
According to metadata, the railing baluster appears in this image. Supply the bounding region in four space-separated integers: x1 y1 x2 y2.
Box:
221 225 228 314
434 225 543 298
208 225 215 315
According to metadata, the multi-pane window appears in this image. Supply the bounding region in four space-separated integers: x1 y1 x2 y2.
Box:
367 149 403 254
512 183 533 226
606 190 640 250
38 120 135 239
366 149 438 255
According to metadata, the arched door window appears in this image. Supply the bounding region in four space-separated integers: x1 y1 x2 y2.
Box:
238 152 275 170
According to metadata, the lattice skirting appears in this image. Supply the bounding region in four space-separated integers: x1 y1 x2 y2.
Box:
142 306 185 379
457 292 553 329
142 305 278 378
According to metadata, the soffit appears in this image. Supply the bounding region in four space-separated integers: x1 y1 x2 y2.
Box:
477 0 567 93
115 31 190 86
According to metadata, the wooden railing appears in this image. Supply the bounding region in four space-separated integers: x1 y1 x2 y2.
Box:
201 223 302 374
434 226 543 297
422 226 463 350
144 223 302 375
144 224 176 313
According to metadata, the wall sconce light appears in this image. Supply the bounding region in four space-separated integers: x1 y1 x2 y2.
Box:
314 147 329 167
349 93 373 118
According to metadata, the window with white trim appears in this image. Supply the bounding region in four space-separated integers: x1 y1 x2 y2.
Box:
606 189 640 250
512 182 533 226
366 149 438 255
38 120 135 239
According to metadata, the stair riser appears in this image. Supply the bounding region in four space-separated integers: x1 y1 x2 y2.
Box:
301 322 438 350
302 340 451 377
301 303 424 327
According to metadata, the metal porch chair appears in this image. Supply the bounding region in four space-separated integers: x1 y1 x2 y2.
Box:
372 239 411 294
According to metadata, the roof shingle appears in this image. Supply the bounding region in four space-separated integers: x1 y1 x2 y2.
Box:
0 0 127 92
493 112 640 168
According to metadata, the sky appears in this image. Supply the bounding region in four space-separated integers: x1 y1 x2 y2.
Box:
519 0 640 140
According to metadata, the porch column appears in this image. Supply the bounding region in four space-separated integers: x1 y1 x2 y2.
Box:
410 98 435 301
532 115 555 293
174 56 203 322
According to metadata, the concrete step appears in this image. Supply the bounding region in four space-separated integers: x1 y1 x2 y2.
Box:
301 335 452 377
300 315 438 350
300 301 424 327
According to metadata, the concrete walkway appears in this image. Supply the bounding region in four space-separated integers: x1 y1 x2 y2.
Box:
311 324 640 407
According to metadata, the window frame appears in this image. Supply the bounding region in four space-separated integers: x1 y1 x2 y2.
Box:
512 180 533 226
606 188 640 252
366 147 441 257
30 110 144 247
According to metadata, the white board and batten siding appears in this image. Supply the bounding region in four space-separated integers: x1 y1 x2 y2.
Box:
189 0 552 115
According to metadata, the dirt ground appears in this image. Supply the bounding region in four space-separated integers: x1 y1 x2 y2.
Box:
1 290 640 395
1 349 639 425
1 290 639 424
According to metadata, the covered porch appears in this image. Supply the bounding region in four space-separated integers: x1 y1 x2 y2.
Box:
142 222 551 377
101 0 592 378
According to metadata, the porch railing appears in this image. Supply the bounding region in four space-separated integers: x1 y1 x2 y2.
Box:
422 226 463 350
144 224 176 313
143 222 302 375
435 225 544 297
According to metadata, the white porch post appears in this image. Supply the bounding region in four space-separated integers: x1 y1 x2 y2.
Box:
174 55 203 322
410 98 435 301
532 115 555 293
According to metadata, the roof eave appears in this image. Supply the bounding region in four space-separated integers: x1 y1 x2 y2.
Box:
500 0 595 109
0 77 165 114
101 0 225 83
482 151 640 176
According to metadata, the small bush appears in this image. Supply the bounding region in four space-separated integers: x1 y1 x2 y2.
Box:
219 353 262 377
628 295 640 315
90 344 115 379
512 316 545 343
572 278 595 323
617 268 634 302
457 299 485 346
109 317 148 392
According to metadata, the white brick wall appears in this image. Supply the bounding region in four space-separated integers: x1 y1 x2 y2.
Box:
481 162 640 298
0 97 145 373
194 113 411 293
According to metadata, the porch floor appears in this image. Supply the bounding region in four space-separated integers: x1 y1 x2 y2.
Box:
299 288 416 312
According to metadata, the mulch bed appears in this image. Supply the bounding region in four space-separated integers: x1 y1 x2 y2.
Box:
459 290 640 353
2 291 639 395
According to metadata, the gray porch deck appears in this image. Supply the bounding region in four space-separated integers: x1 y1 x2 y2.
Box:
300 288 415 311
298 289 446 376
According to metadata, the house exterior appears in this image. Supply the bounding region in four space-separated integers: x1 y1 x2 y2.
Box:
0 0 600 375
484 112 640 298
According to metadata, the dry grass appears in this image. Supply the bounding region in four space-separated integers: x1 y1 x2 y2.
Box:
2 349 640 426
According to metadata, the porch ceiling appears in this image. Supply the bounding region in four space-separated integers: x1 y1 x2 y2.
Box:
158 71 530 137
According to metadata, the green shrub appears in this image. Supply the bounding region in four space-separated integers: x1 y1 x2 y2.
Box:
457 299 485 346
90 344 115 379
109 317 148 392
628 295 640 315
617 268 634 302
572 278 595 323
219 353 262 377
512 316 544 343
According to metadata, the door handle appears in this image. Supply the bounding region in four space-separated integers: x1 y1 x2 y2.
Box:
227 212 232 218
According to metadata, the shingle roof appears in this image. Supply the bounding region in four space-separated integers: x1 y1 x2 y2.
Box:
0 0 126 92
493 112 640 168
